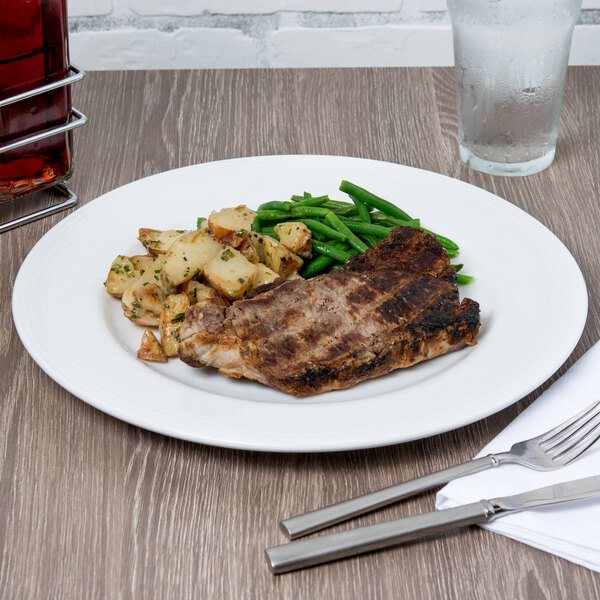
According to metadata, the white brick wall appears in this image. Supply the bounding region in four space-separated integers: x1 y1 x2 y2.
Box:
129 0 404 15
67 0 600 69
72 28 259 69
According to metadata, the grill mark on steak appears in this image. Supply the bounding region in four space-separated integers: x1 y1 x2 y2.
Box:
178 226 481 396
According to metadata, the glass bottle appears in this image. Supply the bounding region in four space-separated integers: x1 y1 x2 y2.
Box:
0 0 73 201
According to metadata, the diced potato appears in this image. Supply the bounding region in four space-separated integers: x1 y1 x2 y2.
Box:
121 283 166 326
274 222 312 258
237 237 260 263
160 230 223 291
137 328 167 363
203 247 258 299
285 271 302 280
252 263 280 289
138 228 189 256
248 232 303 276
105 255 158 298
181 280 227 306
208 205 256 248
159 292 190 357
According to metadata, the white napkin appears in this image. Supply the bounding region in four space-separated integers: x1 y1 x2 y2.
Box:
436 341 600 573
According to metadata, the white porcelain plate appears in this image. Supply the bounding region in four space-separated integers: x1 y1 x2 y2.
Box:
12 156 588 452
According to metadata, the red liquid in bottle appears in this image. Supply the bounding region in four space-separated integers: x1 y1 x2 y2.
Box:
0 0 72 202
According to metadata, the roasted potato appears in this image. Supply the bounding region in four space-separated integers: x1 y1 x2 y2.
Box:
203 246 258 299
137 328 167 363
138 228 189 256
237 237 260 263
159 292 190 357
121 283 166 326
208 205 256 248
248 232 303 276
160 230 223 291
181 280 229 306
274 222 312 258
105 255 161 298
252 263 280 289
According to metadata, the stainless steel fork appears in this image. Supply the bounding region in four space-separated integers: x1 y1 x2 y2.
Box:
281 399 600 539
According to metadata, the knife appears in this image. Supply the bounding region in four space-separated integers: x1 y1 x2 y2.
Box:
265 475 600 574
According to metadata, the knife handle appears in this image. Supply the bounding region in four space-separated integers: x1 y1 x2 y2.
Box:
267 501 494 574
280 455 498 539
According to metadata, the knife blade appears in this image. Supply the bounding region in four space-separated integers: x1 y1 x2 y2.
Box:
265 475 600 574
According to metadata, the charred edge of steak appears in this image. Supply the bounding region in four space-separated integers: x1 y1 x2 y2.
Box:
345 226 456 281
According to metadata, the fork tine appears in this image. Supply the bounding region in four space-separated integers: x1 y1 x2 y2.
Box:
538 399 600 445
546 412 600 455
543 407 600 453
550 421 600 465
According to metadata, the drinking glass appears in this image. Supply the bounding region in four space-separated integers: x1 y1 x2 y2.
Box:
447 0 581 177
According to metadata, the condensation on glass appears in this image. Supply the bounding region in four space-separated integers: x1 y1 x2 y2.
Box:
448 0 581 177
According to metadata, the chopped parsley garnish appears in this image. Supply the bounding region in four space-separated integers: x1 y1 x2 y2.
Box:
220 248 235 261
171 313 186 323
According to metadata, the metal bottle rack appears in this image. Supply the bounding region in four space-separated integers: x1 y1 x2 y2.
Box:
0 63 87 234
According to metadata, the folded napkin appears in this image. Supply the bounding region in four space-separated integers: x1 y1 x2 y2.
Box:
436 341 600 573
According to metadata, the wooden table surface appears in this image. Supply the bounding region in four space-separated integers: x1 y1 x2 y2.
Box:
2 67 600 599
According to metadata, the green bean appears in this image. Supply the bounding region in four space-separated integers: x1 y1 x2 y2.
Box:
370 212 419 228
257 201 292 211
332 205 360 217
311 240 353 263
446 248 459 259
339 180 412 221
456 273 474 285
321 199 354 208
292 195 330 207
196 217 206 229
361 234 380 247
260 226 277 235
301 241 349 278
404 218 421 228
350 195 371 223
251 217 261 233
302 255 333 278
256 209 292 221
290 206 330 218
324 211 369 253
452 263 464 273
296 218 346 241
340 220 392 237
420 228 460 251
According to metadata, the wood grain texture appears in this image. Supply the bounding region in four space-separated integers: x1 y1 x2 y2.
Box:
2 67 600 599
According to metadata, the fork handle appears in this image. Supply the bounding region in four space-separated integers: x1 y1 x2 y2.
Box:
280 454 498 539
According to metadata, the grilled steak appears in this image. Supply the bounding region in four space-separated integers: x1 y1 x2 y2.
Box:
178 227 480 396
